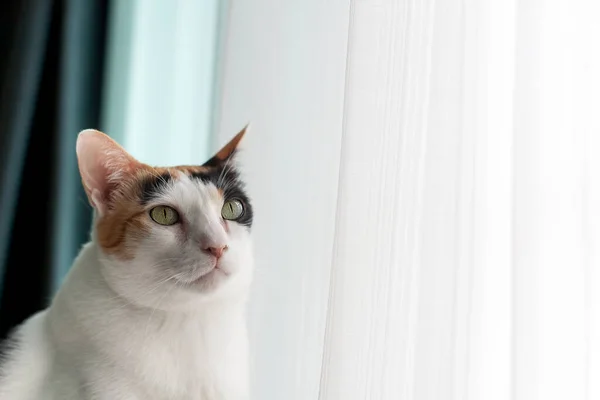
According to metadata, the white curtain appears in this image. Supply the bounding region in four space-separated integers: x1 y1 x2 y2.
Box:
215 0 600 399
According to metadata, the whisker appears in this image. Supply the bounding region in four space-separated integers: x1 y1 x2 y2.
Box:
216 154 237 189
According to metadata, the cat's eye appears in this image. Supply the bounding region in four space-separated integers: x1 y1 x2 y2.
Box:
150 206 179 226
221 199 244 221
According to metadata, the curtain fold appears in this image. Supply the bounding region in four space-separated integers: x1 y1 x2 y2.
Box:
50 0 109 292
215 2 350 399
0 0 109 338
0 0 53 298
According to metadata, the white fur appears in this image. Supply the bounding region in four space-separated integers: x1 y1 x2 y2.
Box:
0 176 253 400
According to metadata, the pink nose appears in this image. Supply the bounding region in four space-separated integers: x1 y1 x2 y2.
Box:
204 246 227 259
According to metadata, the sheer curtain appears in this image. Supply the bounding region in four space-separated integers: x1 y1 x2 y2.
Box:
102 0 220 164
215 0 600 399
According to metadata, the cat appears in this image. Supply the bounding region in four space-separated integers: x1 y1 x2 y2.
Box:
0 126 254 400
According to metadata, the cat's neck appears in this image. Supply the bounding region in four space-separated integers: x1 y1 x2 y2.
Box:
47 242 246 340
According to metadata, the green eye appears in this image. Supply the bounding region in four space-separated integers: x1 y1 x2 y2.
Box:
221 199 244 221
150 206 179 225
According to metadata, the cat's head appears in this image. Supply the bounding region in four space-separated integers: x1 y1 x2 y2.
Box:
76 127 253 309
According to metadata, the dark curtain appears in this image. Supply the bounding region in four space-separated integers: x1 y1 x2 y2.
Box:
0 0 110 338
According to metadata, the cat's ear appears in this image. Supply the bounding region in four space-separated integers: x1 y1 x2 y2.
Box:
76 129 141 216
202 124 248 167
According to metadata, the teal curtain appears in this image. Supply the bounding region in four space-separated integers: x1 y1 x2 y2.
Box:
50 0 109 292
0 0 52 292
0 0 109 337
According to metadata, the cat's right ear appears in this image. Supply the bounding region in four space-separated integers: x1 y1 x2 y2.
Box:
76 129 140 216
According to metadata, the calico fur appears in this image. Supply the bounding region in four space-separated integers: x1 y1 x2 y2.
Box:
0 127 254 400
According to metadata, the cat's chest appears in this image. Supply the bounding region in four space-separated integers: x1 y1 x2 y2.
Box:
99 319 248 399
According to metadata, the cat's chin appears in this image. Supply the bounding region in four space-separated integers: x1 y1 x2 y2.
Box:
183 267 230 293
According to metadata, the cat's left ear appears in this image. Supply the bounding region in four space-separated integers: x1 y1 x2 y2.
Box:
202 124 248 167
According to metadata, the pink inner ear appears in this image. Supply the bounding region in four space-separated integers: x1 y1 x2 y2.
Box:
76 129 139 212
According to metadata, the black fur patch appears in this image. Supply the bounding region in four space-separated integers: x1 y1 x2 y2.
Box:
140 172 173 205
191 166 253 228
201 155 223 168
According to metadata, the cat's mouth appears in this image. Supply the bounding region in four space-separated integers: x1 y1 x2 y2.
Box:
187 267 228 289
177 261 230 287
